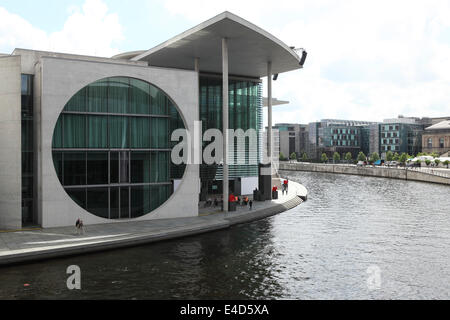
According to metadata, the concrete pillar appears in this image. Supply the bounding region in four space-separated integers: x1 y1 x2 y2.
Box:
0 56 22 230
267 61 273 164
194 57 200 73
222 38 229 212
194 57 201 166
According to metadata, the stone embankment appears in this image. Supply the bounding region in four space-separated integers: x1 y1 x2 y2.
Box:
280 162 450 186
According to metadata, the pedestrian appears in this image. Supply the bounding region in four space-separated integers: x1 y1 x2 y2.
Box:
75 218 81 235
249 200 253 210
79 219 85 235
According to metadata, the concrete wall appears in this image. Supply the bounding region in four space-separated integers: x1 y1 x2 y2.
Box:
38 56 199 228
13 49 147 75
280 162 450 186
0 56 22 229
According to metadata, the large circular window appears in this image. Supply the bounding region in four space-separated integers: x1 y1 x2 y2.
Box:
52 77 186 219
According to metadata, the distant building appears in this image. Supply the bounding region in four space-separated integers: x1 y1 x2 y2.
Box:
422 120 450 155
306 119 375 160
379 122 423 156
271 123 308 159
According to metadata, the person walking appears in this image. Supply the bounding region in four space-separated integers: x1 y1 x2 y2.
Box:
75 218 81 235
79 219 85 235
249 200 253 211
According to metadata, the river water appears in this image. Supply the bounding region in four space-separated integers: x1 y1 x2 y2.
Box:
0 171 449 299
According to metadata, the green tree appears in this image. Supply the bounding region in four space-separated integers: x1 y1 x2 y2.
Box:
386 151 394 162
444 160 449 168
425 159 431 166
357 152 366 162
345 152 353 163
301 152 308 162
333 152 341 163
393 152 400 161
370 152 380 164
290 152 297 161
434 159 441 167
279 152 286 161
431 152 439 158
321 153 328 163
399 153 408 165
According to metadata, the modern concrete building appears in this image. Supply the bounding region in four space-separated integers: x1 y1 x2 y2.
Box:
271 123 308 159
306 119 375 160
422 120 450 155
379 121 423 156
0 12 305 229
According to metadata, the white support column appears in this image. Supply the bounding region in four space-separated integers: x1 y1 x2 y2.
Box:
222 38 229 212
194 57 200 73
194 57 201 166
267 61 273 165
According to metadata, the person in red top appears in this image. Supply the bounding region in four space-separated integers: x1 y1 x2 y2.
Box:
283 179 289 193
229 194 236 202
272 186 277 192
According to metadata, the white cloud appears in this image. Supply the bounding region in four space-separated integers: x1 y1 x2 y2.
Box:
0 0 124 57
161 0 450 123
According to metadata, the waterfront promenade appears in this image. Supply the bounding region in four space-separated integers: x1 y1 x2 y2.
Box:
0 180 307 266
280 162 450 185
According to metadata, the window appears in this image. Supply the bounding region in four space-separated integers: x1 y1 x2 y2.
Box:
439 138 444 149
428 138 433 148
52 77 185 219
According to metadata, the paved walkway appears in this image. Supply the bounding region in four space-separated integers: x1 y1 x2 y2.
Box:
0 179 307 266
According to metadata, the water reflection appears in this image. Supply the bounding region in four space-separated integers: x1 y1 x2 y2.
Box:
0 171 449 299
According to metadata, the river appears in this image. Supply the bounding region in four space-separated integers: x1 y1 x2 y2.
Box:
0 171 449 299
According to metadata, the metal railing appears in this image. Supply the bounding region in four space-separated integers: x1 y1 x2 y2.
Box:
282 161 450 179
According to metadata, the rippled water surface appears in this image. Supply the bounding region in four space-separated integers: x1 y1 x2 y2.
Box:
1 171 449 299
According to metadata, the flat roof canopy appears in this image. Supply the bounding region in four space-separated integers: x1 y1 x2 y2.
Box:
131 12 302 78
263 97 290 107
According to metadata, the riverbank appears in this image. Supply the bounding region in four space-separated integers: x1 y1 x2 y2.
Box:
0 180 307 266
280 162 450 186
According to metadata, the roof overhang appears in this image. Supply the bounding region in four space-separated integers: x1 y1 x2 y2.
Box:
131 11 303 78
263 97 290 107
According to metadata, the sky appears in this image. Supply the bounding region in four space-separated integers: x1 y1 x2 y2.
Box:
1 0 449 124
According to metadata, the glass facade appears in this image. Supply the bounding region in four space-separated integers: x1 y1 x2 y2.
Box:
199 75 262 180
22 74 35 225
52 77 185 219
380 123 423 155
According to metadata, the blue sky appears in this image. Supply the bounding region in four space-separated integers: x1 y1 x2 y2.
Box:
1 0 449 124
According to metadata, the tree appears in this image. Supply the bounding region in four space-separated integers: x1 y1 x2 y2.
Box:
393 152 400 161
357 152 366 162
386 151 394 162
434 159 441 167
290 152 297 161
321 153 328 163
399 153 408 165
425 159 431 166
333 152 341 163
345 152 353 163
370 152 380 164
279 152 286 161
301 152 308 162
431 152 439 158
444 160 449 169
